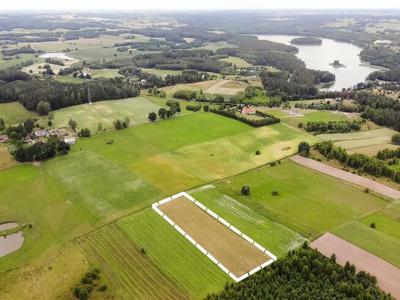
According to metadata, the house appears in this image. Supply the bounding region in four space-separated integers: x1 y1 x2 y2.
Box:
34 130 48 138
241 106 256 115
63 137 77 145
0 135 8 143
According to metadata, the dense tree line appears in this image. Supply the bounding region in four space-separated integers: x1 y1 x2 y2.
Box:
0 69 31 82
360 46 400 69
1 45 39 56
315 141 400 183
114 38 202 51
305 121 361 134
13 137 71 162
377 148 400 160
368 68 400 82
0 78 139 113
211 108 280 127
293 101 357 112
206 243 391 300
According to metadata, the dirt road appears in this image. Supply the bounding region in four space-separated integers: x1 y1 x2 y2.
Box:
311 233 400 299
291 155 400 200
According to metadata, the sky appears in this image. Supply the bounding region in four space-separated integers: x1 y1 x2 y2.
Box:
3 0 400 11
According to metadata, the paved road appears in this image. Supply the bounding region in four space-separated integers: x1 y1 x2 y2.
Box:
311 233 400 299
291 155 400 200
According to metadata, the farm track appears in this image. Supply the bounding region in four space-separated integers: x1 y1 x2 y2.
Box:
76 225 188 300
291 155 400 200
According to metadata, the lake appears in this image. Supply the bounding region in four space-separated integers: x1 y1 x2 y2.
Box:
257 35 384 91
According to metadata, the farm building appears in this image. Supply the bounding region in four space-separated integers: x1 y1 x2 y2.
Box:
241 106 256 115
0 135 8 143
63 137 77 145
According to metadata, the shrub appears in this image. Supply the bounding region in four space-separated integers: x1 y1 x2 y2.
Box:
298 142 310 157
370 222 376 229
173 89 196 100
186 104 202 112
203 105 210 112
79 128 91 138
271 190 279 196
392 134 400 145
298 122 303 128
255 150 261 155
148 112 157 121
241 185 250 196
36 101 51 115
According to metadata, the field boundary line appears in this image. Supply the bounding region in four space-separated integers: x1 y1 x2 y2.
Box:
152 192 277 282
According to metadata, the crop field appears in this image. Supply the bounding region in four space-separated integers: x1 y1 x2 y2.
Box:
77 224 188 300
319 127 398 155
141 68 182 78
74 114 318 192
51 97 161 131
212 160 389 238
0 102 38 125
158 196 272 278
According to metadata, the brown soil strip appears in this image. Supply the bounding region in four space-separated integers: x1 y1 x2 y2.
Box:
159 196 270 277
311 233 400 299
291 155 400 200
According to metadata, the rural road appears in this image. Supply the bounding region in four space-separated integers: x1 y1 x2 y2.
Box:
291 155 400 200
311 233 400 299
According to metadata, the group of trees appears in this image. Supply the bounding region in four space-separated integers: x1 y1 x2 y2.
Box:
376 148 400 161
0 78 140 113
305 121 361 134
315 141 400 183
148 103 180 122
354 92 400 131
211 107 280 127
1 45 38 56
113 117 131 130
206 243 390 300
368 68 400 83
360 46 400 69
0 69 31 82
13 137 71 162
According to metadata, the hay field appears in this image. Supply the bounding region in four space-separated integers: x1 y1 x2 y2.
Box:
0 147 16 171
162 79 248 96
51 97 161 131
219 56 253 68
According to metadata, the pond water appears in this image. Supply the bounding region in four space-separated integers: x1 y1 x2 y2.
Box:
39 52 74 60
257 35 384 91
0 223 24 257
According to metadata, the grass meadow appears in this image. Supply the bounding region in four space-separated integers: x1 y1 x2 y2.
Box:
0 102 38 125
51 97 161 131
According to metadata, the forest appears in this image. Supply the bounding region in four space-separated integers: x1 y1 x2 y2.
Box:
205 244 391 300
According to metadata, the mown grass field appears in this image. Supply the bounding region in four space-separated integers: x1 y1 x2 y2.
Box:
141 68 182 78
74 113 318 192
0 102 38 125
0 146 16 171
0 54 40 70
213 160 389 238
51 97 161 131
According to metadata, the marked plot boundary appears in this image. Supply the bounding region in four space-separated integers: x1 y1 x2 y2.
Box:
152 192 277 282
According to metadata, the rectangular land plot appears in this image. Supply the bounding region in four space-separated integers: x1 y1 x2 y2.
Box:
157 195 273 279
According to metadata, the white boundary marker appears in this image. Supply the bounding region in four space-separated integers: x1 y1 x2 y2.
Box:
152 192 277 282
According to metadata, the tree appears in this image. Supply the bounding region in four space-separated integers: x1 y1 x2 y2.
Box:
36 101 51 115
148 112 157 122
392 134 400 145
68 119 77 131
298 141 310 157
203 105 210 112
114 120 123 130
23 119 35 134
0 118 5 131
241 185 250 196
158 108 167 119
79 128 91 137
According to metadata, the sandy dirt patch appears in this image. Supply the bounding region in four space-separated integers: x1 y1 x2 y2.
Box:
311 233 400 299
205 80 247 96
159 196 270 277
291 155 400 200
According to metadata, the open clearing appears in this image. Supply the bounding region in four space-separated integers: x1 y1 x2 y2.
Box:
162 79 248 96
0 102 38 125
291 155 400 199
282 110 358 129
311 233 400 299
219 56 253 68
51 97 161 131
158 195 272 278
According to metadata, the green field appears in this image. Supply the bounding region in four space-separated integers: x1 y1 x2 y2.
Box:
0 54 39 70
282 110 357 129
0 146 16 171
141 68 182 78
212 160 389 238
51 97 161 131
74 114 318 192
91 68 122 78
0 102 38 125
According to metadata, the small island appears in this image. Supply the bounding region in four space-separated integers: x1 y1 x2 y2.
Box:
290 37 322 46
330 60 346 68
